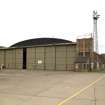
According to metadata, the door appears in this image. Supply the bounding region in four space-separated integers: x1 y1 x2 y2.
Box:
23 48 27 69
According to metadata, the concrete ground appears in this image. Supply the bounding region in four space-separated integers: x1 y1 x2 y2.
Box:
0 70 105 105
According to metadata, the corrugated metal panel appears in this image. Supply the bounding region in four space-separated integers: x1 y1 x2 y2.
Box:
45 47 55 70
36 47 44 70
0 50 5 67
5 50 10 69
56 46 66 70
15 49 23 69
5 49 16 69
0 44 77 71
27 48 35 70
67 45 77 70
12 49 16 69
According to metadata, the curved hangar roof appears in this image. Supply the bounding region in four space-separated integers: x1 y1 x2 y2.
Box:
10 38 72 48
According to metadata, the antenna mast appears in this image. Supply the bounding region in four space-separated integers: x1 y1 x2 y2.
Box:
93 10 100 53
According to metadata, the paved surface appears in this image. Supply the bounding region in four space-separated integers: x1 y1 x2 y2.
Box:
0 70 105 105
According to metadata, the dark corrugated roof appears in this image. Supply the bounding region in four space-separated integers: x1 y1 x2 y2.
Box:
10 38 72 48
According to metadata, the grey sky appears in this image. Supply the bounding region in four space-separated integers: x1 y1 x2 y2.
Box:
0 0 105 53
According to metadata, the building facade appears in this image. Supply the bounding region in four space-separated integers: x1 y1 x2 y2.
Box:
0 37 104 71
0 38 77 71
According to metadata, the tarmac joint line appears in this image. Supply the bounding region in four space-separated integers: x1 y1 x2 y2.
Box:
57 74 105 105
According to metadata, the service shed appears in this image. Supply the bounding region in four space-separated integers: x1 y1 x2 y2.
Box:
0 38 77 71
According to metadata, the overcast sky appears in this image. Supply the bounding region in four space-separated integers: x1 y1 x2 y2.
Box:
0 0 105 53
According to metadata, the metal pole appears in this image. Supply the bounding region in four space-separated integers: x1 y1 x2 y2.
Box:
93 10 100 69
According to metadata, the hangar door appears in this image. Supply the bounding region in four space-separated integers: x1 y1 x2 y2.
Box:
36 47 45 70
0 50 5 67
45 47 55 70
27 47 55 70
56 46 66 70
67 45 77 71
5 49 15 69
27 48 35 70
15 49 23 69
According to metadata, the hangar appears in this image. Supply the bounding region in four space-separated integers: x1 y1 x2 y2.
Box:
0 38 77 71
0 37 105 71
